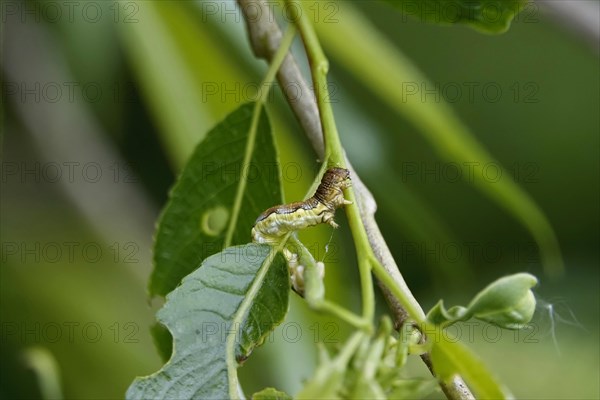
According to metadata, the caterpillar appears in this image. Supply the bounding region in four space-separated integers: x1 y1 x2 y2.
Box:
251 167 352 244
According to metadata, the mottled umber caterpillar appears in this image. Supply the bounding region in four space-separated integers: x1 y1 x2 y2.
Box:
251 167 351 294
251 167 352 244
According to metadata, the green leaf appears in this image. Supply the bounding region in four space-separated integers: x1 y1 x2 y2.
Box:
380 0 528 34
151 103 283 297
431 339 512 399
252 387 293 400
427 301 469 326
427 272 538 328
127 244 289 400
467 272 538 329
316 3 563 276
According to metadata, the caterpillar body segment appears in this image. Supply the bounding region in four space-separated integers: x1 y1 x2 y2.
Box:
251 200 331 243
251 167 352 244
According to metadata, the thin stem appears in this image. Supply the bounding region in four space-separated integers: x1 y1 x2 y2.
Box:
288 4 343 164
287 235 370 330
317 302 372 330
223 25 296 248
288 0 375 323
370 256 426 323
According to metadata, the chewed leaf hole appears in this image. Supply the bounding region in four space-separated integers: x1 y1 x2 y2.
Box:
201 206 229 236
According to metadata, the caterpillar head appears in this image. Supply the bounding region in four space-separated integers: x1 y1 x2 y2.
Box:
324 167 351 189
315 167 352 208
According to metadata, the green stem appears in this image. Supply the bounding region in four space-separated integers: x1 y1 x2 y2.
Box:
289 4 343 164
288 0 432 328
370 256 426 324
347 193 377 322
288 0 377 322
223 25 297 248
318 301 372 330
287 236 370 330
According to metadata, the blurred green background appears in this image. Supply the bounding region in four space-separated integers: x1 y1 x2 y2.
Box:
1 0 598 399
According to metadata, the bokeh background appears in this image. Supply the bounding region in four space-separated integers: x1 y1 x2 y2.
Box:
1 0 598 399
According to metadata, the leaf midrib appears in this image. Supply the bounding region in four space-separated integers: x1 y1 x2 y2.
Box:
225 246 277 399
223 103 262 249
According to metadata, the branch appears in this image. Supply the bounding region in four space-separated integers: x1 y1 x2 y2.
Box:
236 1 474 399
